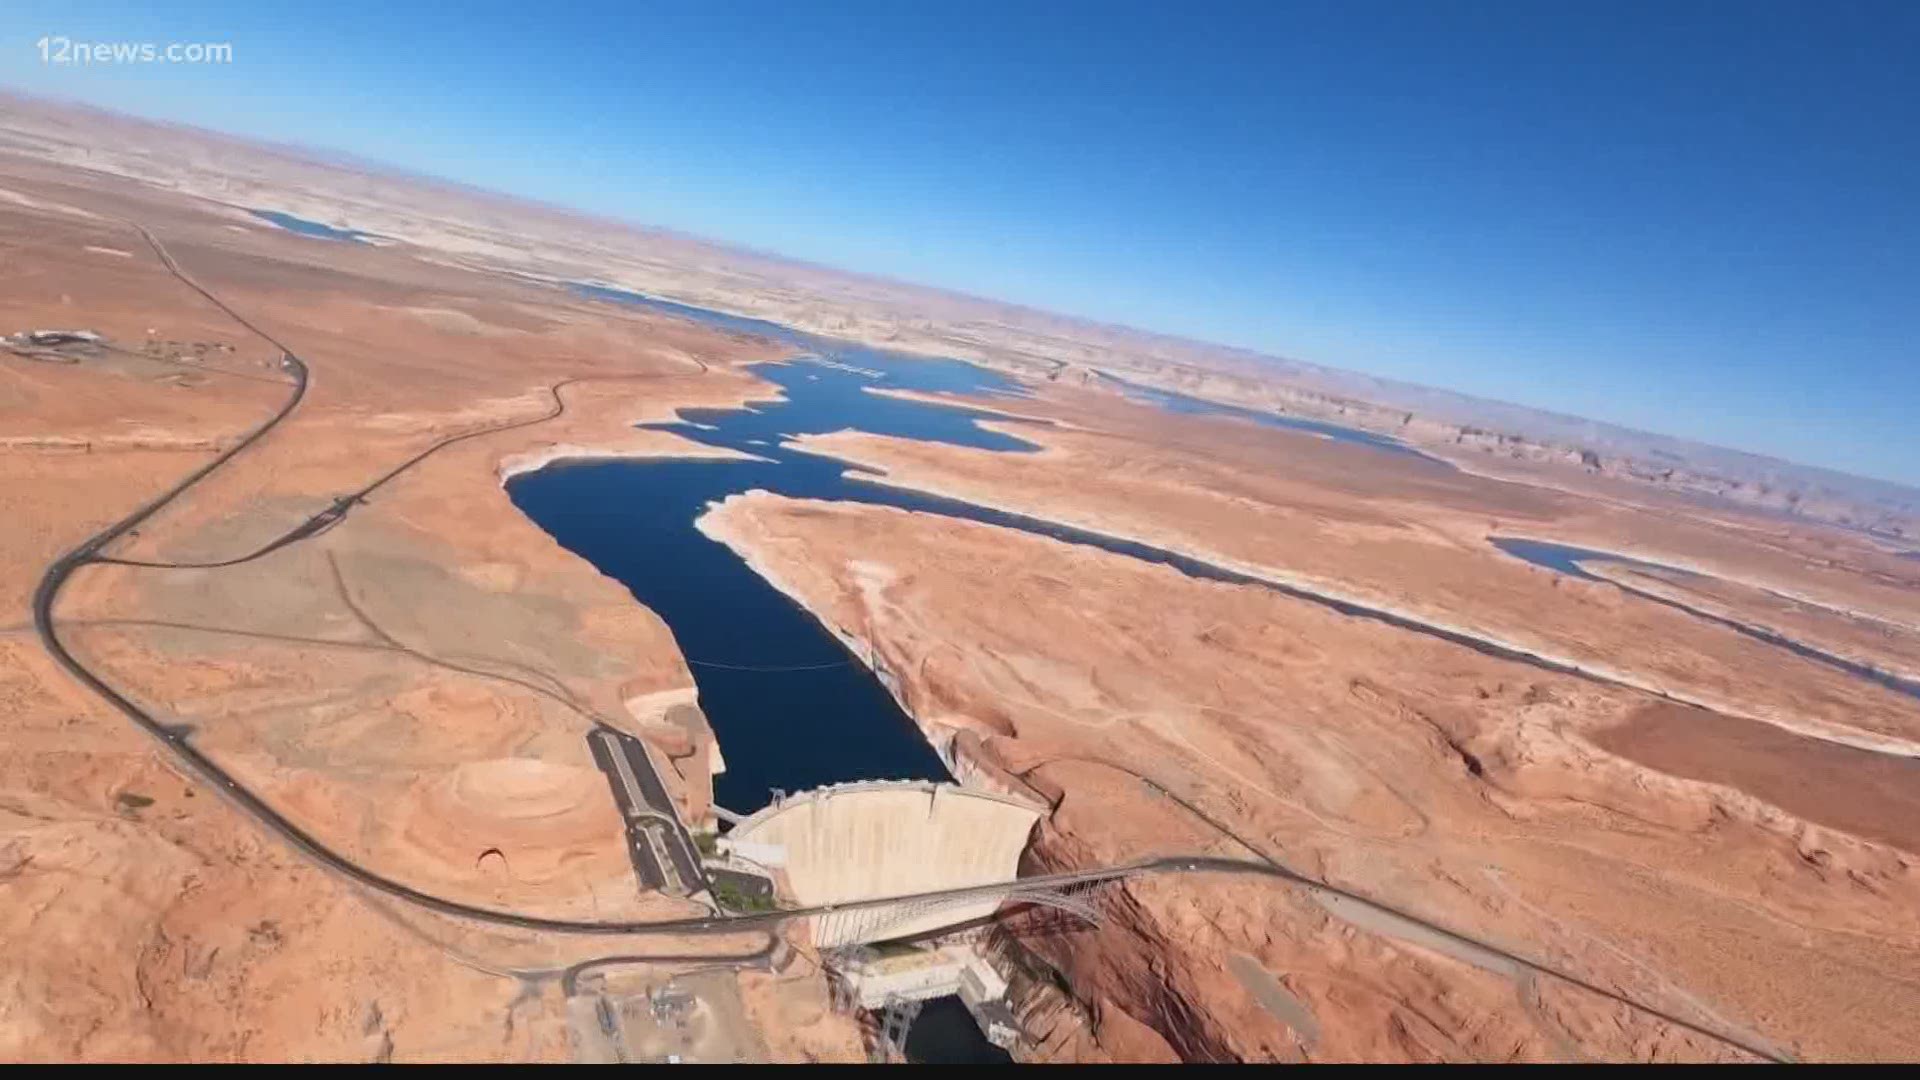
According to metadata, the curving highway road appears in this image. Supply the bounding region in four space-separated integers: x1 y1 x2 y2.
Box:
29 223 1172 938
27 223 1787 1062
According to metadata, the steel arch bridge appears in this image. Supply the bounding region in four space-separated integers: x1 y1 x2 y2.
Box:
809 874 1116 949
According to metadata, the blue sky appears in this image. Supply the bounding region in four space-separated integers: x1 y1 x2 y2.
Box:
7 2 1917 484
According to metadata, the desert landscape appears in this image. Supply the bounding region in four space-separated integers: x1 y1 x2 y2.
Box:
3 94 1917 1062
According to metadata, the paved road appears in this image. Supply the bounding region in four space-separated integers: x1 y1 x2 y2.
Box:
589 727 708 897
34 222 1178 940
28 224 745 936
26 223 1787 1063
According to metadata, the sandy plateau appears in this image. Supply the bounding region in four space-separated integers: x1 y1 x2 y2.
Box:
788 387 1920 753
697 374 1920 1062
0 157 860 1060
4 96 1919 1063
700 488 1920 1062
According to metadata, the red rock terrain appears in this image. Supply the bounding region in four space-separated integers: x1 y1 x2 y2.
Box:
787 383 1920 757
0 150 860 1060
6 93 1917 1064
700 491 1920 1061
10 92 1910 540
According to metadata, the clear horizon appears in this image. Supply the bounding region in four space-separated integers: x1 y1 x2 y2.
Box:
7 1 1917 487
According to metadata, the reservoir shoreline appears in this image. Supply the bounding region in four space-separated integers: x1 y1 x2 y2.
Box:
504 292 1920 825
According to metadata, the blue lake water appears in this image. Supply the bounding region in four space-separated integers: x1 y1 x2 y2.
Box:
512 289 1918 816
1487 537 1677 582
249 209 374 243
905 996 1012 1064
506 289 1920 1057
1493 537 1920 701
1093 371 1447 465
571 285 812 348
512 293 1655 811
510 347 1065 808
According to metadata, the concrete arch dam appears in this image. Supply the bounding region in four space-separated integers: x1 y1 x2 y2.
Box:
725 782 1044 947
